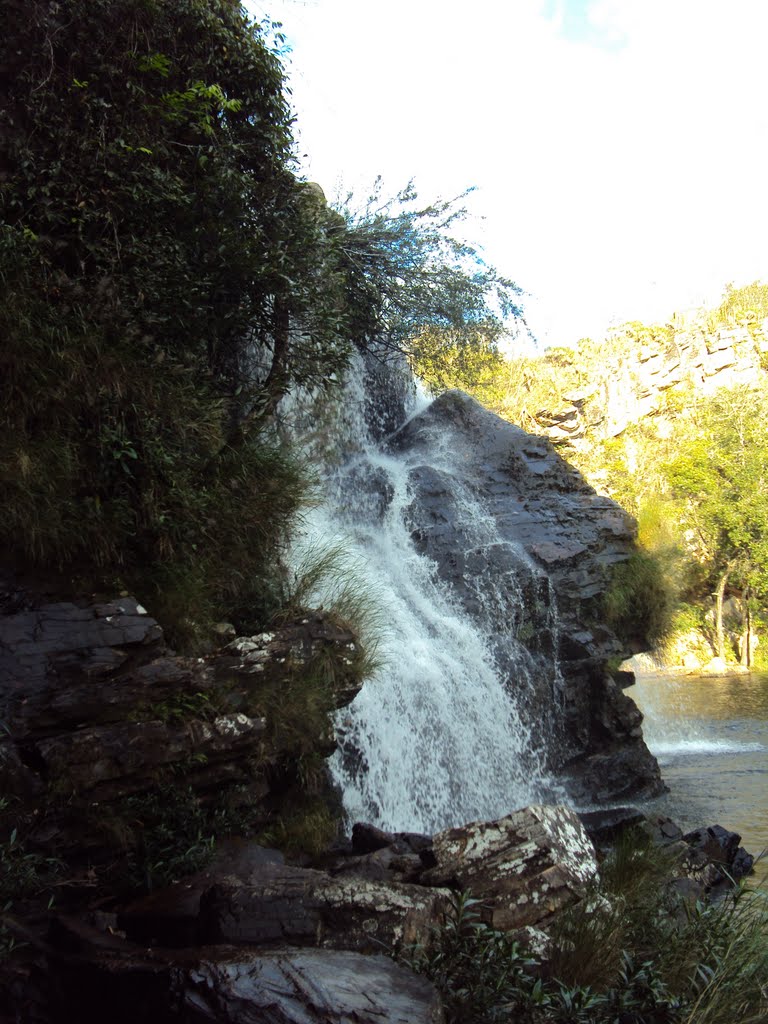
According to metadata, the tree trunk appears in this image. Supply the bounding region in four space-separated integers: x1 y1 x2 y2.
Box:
715 567 729 662
224 295 291 450
740 588 752 668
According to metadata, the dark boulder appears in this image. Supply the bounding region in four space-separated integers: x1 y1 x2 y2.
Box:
171 948 444 1024
682 824 754 893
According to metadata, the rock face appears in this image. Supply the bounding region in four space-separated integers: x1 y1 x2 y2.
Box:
7 805 595 1022
3 800 754 1023
0 574 363 850
422 806 598 931
387 390 663 802
534 317 767 446
172 949 444 1024
25 940 444 1024
198 862 450 952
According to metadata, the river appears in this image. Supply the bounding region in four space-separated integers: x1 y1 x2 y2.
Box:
631 670 768 859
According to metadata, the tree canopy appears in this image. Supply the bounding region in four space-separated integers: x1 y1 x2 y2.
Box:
333 180 523 359
0 0 524 642
663 387 768 655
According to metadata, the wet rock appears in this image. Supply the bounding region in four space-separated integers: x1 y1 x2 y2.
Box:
350 823 432 857
173 948 444 1024
30 936 443 1024
320 825 435 883
644 815 685 846
682 824 754 892
325 846 425 884
611 669 636 690
577 806 646 846
387 391 663 803
351 822 398 853
421 805 597 930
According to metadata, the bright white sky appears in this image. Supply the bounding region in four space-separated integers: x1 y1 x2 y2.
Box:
244 0 768 349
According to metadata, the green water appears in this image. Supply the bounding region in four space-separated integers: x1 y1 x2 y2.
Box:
632 671 768 859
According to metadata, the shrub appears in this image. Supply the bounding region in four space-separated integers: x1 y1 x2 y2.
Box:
404 839 768 1024
602 551 676 650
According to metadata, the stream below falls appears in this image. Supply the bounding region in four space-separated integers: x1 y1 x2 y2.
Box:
632 671 768 857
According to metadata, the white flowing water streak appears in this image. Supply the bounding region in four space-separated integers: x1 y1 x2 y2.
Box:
286 358 561 834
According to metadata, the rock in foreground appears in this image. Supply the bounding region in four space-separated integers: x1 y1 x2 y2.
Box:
421 805 598 930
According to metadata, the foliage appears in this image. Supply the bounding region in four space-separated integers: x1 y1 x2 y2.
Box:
0 825 63 909
404 838 768 1024
0 806 65 955
0 0 341 643
102 784 223 892
402 891 539 1023
412 327 509 404
0 3 529 645
256 792 339 856
664 386 768 602
708 280 768 330
278 541 384 661
601 551 676 649
335 180 525 374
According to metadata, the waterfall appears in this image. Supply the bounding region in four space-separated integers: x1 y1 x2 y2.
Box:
284 354 566 835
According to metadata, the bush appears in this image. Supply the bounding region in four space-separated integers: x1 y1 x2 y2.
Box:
404 838 768 1024
602 551 676 650
0 0 345 644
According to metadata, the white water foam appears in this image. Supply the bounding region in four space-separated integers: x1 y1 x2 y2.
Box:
284 357 563 834
651 739 765 756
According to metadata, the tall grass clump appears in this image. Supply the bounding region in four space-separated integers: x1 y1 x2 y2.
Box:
237 540 387 765
279 539 387 673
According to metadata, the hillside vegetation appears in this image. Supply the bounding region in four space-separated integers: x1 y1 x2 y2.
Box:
0 0 521 649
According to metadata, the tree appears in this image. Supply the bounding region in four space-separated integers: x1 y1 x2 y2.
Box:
333 180 525 368
0 0 352 638
0 2 526 641
665 386 768 662
408 326 509 404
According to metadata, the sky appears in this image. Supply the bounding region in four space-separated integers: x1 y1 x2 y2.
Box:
244 0 768 349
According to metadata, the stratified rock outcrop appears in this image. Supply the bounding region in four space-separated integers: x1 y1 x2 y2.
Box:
387 390 663 802
3 794 754 1023
0 575 363 852
421 805 597 931
535 317 767 446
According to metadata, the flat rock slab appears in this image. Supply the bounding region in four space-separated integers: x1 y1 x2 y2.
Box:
422 804 597 931
173 948 443 1024
35 935 443 1024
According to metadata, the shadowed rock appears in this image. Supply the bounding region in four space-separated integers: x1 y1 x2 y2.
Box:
387 390 664 803
172 948 444 1023
198 861 450 953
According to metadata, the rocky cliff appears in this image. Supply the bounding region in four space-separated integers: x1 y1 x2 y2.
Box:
0 574 363 866
534 315 767 446
385 389 661 804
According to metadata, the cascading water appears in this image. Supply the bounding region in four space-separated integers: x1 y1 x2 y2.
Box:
284 354 566 834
